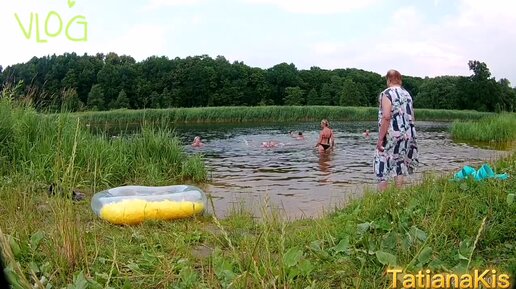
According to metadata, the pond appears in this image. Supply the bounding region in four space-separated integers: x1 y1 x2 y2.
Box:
176 122 508 218
102 121 509 219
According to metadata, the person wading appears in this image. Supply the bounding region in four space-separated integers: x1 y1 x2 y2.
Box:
374 69 419 192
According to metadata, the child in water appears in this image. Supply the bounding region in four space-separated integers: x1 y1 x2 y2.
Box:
363 129 370 139
191 136 204 147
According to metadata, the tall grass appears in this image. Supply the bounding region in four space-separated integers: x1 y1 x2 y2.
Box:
451 113 516 143
0 90 207 193
0 86 208 288
70 106 492 126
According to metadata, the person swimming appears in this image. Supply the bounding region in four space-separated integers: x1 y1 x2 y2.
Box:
191 136 204 147
315 119 334 152
261 141 278 148
363 129 370 138
296 132 304 140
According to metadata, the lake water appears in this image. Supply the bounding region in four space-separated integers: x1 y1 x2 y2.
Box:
102 121 508 220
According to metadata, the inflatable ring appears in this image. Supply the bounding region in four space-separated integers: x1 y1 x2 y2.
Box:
91 185 207 225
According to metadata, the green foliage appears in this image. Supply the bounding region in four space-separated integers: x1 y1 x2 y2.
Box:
415 76 460 109
87 84 105 111
73 106 492 127
451 113 516 143
283 86 304 105
0 143 514 288
339 78 367 106
112 89 130 109
2 53 513 112
61 88 83 112
0 93 207 190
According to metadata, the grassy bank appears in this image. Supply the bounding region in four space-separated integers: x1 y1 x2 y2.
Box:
1 90 515 288
451 113 516 144
71 106 493 125
1 154 514 288
0 90 207 196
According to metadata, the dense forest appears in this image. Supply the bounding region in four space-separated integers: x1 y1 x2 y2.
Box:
0 52 515 112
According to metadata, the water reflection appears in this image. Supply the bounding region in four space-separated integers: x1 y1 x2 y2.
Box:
318 151 332 175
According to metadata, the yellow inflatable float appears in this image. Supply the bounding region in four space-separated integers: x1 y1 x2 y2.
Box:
91 185 207 225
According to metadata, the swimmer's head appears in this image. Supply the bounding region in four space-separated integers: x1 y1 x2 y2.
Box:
298 132 303 136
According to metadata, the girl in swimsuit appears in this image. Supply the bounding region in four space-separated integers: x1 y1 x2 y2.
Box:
315 119 334 153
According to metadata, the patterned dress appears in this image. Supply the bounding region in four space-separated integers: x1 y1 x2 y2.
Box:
373 86 419 182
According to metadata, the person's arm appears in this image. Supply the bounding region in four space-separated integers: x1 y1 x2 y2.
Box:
315 132 323 147
377 95 392 151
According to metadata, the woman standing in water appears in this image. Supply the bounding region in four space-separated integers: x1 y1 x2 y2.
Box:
374 69 419 192
315 119 334 153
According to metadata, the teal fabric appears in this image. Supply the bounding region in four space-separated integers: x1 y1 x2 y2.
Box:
454 166 476 180
453 164 509 181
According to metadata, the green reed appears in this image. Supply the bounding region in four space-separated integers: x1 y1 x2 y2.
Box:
451 113 516 143
70 106 492 126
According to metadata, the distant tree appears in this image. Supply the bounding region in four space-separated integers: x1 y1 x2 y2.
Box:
415 76 460 109
468 60 491 81
339 79 366 106
112 89 130 109
149 91 161 108
2 53 515 112
465 60 501 111
87 84 105 111
284 87 304 105
497 78 516 112
320 83 332 105
161 88 173 108
267 63 302 105
61 88 83 112
306 88 319 105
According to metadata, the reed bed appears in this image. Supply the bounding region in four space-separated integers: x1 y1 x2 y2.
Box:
451 113 516 143
70 106 492 126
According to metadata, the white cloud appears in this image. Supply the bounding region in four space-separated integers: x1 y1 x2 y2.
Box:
95 24 170 61
244 0 380 14
309 1 516 84
313 42 339 55
144 0 202 11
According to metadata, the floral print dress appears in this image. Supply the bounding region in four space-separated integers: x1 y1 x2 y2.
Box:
373 86 419 182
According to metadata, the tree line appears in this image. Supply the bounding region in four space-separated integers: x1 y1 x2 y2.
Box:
0 52 515 112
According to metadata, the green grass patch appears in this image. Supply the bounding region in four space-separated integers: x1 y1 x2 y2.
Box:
0 89 207 196
1 154 514 288
451 113 516 144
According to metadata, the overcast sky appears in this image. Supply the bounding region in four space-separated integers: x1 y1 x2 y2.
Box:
1 0 515 85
